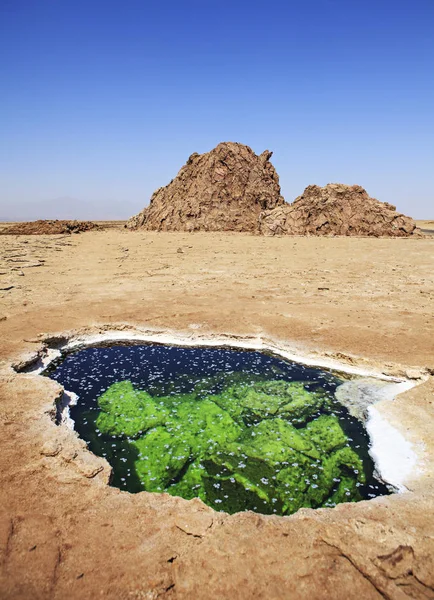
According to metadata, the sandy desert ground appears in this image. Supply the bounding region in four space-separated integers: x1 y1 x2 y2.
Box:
0 224 433 599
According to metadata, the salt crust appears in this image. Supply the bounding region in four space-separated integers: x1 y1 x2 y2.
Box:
31 328 421 492
367 406 418 492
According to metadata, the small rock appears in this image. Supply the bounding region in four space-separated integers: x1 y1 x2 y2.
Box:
175 510 214 537
61 447 78 462
405 369 422 380
41 440 62 457
74 453 104 478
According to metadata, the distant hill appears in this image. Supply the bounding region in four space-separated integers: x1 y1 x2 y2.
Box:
0 197 144 222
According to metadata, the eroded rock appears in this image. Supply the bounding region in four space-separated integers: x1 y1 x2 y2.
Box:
127 142 284 232
259 183 418 237
0 220 99 236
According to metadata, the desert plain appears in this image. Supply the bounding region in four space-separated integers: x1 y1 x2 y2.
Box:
0 223 433 599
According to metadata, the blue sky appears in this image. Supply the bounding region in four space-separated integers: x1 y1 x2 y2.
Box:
1 0 433 219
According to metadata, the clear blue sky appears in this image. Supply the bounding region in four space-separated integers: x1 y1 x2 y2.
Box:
1 0 433 219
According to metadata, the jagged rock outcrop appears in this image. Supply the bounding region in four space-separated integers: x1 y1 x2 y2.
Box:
259 184 418 237
127 142 285 232
0 220 99 235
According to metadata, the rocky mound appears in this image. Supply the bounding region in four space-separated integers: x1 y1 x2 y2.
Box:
259 184 418 237
0 220 99 235
127 142 285 232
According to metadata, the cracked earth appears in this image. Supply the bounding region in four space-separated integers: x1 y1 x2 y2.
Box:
0 226 433 599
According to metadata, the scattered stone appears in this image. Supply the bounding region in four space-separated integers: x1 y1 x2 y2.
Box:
0 220 99 236
259 184 418 237
127 142 284 232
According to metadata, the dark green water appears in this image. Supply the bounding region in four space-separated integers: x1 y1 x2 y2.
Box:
46 343 389 515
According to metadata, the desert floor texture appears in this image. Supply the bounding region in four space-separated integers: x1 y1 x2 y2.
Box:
0 225 433 599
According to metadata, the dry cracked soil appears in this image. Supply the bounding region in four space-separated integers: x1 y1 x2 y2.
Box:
0 223 433 599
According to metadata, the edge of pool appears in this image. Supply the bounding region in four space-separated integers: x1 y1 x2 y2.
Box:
12 326 427 495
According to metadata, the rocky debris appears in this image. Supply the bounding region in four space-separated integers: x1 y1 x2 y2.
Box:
0 220 99 236
259 184 418 237
127 142 285 232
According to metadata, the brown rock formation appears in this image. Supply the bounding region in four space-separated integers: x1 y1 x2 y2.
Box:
259 184 418 237
0 220 99 235
127 142 285 232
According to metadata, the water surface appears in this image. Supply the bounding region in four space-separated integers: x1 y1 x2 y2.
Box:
46 343 389 514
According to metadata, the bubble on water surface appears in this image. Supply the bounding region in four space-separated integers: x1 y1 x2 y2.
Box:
45 344 389 515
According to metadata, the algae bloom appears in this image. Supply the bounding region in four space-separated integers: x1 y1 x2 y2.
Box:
92 378 366 514
47 344 388 515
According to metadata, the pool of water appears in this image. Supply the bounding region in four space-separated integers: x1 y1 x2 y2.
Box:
45 343 389 515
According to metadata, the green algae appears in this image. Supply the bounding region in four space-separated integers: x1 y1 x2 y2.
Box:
209 380 330 426
133 427 191 491
95 376 367 515
96 381 170 438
